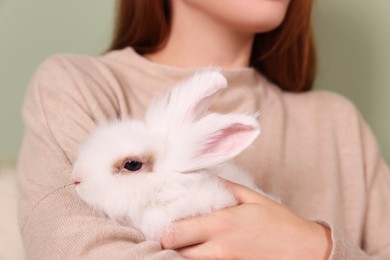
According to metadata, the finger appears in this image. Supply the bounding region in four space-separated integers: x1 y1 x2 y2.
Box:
177 242 225 260
220 178 274 205
160 214 217 249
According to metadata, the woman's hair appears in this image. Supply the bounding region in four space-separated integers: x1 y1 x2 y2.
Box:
108 0 316 92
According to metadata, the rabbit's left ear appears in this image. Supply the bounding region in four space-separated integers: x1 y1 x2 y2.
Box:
146 70 227 128
173 113 260 172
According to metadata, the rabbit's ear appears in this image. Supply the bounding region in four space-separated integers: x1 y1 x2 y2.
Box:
146 70 227 127
174 113 260 172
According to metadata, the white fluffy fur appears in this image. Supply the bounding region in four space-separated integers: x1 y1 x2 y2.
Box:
72 70 269 241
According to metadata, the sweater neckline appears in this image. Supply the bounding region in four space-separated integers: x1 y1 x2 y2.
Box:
106 47 270 91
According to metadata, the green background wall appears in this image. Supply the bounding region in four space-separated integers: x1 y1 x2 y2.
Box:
0 1 389 163
0 0 115 162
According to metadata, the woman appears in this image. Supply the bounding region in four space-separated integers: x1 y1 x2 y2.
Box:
17 0 390 259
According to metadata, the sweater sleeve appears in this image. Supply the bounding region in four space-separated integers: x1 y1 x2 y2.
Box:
17 56 185 260
356 114 390 258
322 95 390 260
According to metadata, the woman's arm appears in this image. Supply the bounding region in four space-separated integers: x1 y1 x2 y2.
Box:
17 56 184 259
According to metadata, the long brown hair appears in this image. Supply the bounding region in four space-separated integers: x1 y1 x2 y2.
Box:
108 0 316 92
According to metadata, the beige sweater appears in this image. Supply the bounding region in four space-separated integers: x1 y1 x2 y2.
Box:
17 47 390 259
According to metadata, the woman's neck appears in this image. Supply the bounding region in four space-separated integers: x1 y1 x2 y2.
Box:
144 1 254 69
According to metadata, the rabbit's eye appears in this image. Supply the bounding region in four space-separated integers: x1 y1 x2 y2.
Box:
124 160 143 171
114 155 153 174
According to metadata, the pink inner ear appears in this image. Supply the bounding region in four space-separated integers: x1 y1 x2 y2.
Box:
203 124 257 156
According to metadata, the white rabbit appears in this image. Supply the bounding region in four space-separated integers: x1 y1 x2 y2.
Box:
72 70 271 241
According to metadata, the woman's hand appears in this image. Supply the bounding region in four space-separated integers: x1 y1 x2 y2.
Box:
160 180 332 260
